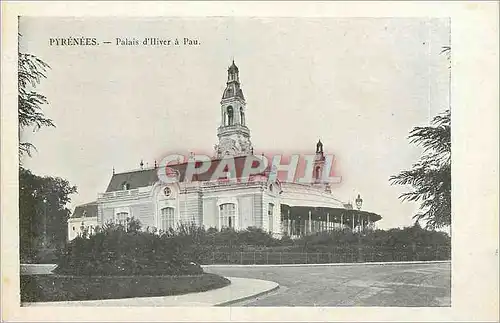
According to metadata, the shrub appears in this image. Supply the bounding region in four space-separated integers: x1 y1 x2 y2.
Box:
54 218 203 276
21 273 230 302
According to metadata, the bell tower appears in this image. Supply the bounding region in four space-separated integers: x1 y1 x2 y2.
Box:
214 60 253 158
314 139 326 183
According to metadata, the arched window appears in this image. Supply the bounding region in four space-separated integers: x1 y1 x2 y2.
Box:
122 182 130 190
160 207 175 231
227 106 234 125
219 203 236 229
116 212 129 226
240 107 245 125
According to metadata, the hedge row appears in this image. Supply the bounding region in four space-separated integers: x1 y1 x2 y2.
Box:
21 273 230 302
53 220 450 276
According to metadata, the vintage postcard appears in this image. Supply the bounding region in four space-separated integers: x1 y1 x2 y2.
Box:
1 1 498 322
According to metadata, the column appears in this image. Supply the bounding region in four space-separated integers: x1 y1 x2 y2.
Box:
352 214 355 232
287 209 291 236
341 213 344 230
327 213 330 232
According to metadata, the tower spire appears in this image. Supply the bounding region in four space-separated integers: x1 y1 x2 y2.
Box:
316 139 324 154
226 59 240 85
215 61 252 158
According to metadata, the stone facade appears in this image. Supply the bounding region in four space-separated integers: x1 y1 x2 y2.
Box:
91 177 281 236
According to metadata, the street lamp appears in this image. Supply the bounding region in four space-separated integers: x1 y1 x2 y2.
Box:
355 194 363 210
354 194 364 262
42 198 48 247
30 190 38 256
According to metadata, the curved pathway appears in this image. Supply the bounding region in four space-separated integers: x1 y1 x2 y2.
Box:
23 277 278 307
204 261 451 306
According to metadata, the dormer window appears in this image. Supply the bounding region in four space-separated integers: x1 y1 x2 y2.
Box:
122 182 130 190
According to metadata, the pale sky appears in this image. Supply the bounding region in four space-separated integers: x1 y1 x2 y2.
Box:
19 17 450 229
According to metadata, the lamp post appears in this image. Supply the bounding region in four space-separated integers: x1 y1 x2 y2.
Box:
30 190 37 257
42 198 48 247
355 194 363 262
355 194 363 232
183 187 188 229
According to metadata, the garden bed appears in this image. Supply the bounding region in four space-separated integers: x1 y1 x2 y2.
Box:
21 273 230 302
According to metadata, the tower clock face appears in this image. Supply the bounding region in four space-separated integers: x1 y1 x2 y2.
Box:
163 187 172 197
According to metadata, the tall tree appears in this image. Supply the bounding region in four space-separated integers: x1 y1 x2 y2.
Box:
18 42 54 160
389 46 451 230
389 109 451 229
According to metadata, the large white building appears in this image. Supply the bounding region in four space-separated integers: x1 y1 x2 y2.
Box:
68 61 381 241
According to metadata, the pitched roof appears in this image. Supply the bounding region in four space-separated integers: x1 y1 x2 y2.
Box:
106 167 159 192
106 155 269 192
72 201 97 218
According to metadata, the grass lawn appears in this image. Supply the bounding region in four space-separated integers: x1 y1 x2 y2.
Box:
21 273 230 302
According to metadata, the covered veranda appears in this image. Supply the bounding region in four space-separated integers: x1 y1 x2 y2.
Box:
280 204 382 238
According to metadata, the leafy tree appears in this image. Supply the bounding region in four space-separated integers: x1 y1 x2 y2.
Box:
19 168 77 262
18 41 54 160
389 109 450 229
